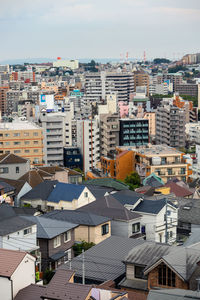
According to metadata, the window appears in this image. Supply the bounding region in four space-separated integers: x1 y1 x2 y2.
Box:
25 141 30 145
5 133 10 137
14 150 21 153
16 167 19 173
25 150 30 153
24 132 29 136
14 142 20 145
158 263 175 287
135 266 147 280
167 168 172 175
34 149 38 153
181 168 186 175
13 132 20 137
101 223 109 235
24 227 32 235
0 167 8 174
34 141 38 145
64 231 71 243
34 132 38 136
5 142 10 145
64 249 71 263
54 235 61 248
84 192 88 198
132 223 140 234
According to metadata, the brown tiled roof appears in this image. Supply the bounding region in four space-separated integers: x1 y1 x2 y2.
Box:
38 166 65 175
0 153 28 165
14 284 46 300
19 170 44 188
41 282 92 300
66 168 82 176
47 269 75 288
165 182 193 197
0 248 26 277
0 177 26 194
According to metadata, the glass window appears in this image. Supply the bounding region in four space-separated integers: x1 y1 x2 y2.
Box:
84 192 88 198
64 231 71 243
25 141 30 145
101 223 109 235
24 132 29 136
53 235 61 248
25 150 30 153
34 132 38 136
132 223 140 234
16 167 19 173
34 149 38 153
13 132 20 137
24 227 32 235
5 133 10 137
158 263 176 287
34 141 38 145
0 167 8 174
135 266 147 279
14 142 20 145
14 150 20 153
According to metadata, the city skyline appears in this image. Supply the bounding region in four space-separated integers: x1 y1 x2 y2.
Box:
0 0 199 61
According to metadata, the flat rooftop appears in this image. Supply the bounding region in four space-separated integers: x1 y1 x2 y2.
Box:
0 121 41 131
118 144 182 156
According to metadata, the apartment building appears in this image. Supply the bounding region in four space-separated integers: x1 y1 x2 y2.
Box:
131 144 191 183
144 112 156 140
175 83 198 97
77 118 100 173
0 120 43 165
39 112 66 166
119 118 149 147
100 113 119 158
85 71 134 103
133 70 149 95
0 87 9 115
156 104 186 148
163 73 183 92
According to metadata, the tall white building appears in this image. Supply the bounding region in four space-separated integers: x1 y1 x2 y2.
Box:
77 118 100 173
85 71 134 103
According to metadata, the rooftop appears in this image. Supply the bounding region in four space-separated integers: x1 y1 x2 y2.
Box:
0 153 28 165
0 121 41 130
0 248 27 277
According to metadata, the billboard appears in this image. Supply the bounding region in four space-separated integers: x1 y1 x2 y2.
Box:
40 94 54 111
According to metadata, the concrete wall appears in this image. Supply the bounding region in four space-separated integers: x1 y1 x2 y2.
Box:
0 277 12 300
0 160 30 180
12 253 35 298
74 222 111 244
2 224 37 252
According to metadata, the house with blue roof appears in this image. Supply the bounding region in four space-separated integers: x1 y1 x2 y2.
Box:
22 182 96 211
46 183 96 210
112 191 178 244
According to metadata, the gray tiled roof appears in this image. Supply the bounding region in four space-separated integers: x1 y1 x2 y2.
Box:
0 216 35 236
21 216 78 239
148 288 200 300
111 190 143 206
44 209 110 226
77 194 141 221
60 236 145 282
21 180 58 201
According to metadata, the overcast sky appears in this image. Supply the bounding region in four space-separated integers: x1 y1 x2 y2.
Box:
0 0 199 61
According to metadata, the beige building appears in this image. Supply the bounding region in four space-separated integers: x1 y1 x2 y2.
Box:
120 144 192 183
0 121 44 165
144 112 156 140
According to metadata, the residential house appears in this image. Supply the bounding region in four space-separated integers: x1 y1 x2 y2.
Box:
113 191 178 243
44 210 111 244
119 242 200 296
0 177 32 206
15 269 128 300
0 153 30 180
37 166 83 184
0 204 38 254
21 182 96 211
83 178 129 191
21 215 78 271
0 180 16 205
19 169 45 188
0 248 36 300
78 193 142 238
61 236 145 285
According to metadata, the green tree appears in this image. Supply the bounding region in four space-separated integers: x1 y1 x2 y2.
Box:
124 172 141 191
73 241 95 257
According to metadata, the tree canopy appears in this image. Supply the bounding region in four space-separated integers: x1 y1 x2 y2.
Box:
124 172 141 191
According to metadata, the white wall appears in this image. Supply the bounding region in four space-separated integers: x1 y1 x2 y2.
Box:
2 224 37 252
12 253 35 298
0 277 12 300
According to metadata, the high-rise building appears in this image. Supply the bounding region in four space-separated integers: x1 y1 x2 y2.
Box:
0 87 9 115
77 118 100 173
133 70 149 95
156 105 186 148
119 118 149 147
85 71 134 103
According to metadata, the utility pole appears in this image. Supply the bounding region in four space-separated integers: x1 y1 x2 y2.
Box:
82 249 85 285
165 197 168 244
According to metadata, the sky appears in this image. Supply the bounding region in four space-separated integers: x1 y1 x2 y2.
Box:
0 0 200 61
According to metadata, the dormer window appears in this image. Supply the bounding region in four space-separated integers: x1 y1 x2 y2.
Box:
158 263 175 287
